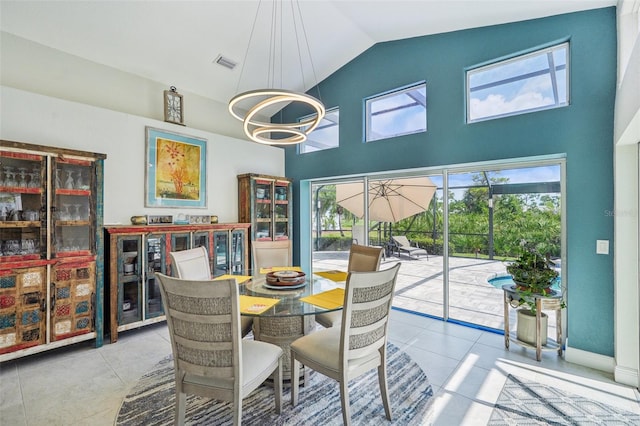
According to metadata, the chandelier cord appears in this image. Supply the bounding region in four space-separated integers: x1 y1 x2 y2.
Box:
294 0 322 102
228 0 326 145
234 0 263 95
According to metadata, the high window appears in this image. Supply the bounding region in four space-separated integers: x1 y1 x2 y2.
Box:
467 42 569 123
298 108 339 154
365 83 427 142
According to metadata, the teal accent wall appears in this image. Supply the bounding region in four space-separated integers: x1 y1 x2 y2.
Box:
282 8 617 356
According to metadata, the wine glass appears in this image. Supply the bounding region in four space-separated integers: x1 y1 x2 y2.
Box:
3 166 16 187
75 170 85 189
61 204 71 220
65 170 75 189
73 204 82 220
28 169 41 188
17 168 28 187
55 169 62 188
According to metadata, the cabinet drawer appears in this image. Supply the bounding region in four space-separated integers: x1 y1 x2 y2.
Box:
0 266 46 354
51 260 95 341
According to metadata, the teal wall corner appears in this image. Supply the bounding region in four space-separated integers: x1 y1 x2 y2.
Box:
283 7 617 356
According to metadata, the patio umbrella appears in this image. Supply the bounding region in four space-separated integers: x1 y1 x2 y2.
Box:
336 176 437 223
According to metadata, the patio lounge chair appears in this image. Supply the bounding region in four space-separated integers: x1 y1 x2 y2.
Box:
391 236 428 260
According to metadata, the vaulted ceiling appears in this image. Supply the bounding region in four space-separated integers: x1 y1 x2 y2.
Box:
0 1 617 108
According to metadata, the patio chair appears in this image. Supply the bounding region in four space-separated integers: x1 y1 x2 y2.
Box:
170 246 253 338
391 235 428 260
290 263 401 426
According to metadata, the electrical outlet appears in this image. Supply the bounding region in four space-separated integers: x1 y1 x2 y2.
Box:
596 240 609 255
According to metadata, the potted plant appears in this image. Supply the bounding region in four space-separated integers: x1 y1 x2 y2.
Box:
506 243 562 346
506 244 559 295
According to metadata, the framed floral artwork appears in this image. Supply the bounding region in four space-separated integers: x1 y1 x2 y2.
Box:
145 127 207 208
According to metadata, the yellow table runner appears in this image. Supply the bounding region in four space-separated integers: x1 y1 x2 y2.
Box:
259 266 303 274
300 288 345 310
239 295 280 315
314 270 348 282
213 274 252 285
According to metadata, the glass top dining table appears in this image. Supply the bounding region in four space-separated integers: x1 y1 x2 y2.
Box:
236 270 344 318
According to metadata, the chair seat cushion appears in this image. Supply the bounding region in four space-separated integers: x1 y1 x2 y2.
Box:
291 327 379 373
183 340 281 394
291 327 341 372
315 311 341 328
242 340 282 393
400 246 427 256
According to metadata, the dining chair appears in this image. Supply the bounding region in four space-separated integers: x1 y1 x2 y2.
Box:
315 244 384 328
251 240 292 274
170 246 253 338
156 273 283 426
290 263 401 426
169 246 211 280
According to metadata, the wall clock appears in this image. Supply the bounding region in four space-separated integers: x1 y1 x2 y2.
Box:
163 86 184 125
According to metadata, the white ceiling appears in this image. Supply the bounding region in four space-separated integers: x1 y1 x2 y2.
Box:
0 0 617 107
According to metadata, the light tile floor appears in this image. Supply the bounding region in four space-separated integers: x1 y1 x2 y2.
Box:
1 310 639 425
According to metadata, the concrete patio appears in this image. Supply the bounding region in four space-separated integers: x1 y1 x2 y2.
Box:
312 250 561 333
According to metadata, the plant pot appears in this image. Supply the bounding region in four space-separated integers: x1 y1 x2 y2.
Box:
514 281 553 295
516 308 548 346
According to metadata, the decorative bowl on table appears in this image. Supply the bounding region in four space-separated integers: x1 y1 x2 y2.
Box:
266 270 306 286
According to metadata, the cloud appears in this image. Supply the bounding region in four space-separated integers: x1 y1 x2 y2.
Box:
470 91 553 121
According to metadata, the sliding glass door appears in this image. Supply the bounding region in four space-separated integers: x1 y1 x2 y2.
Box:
307 158 563 332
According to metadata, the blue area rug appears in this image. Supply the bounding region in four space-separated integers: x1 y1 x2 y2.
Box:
489 374 640 425
116 343 433 425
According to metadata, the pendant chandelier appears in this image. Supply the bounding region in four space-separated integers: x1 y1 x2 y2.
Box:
228 0 325 146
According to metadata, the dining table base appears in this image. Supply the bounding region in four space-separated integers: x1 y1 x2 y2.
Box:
252 314 316 385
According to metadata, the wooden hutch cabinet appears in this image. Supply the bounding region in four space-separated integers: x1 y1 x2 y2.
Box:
238 174 292 242
104 223 249 342
0 140 106 361
238 174 292 272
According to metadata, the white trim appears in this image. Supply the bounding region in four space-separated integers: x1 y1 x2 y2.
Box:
565 340 616 373
614 365 640 387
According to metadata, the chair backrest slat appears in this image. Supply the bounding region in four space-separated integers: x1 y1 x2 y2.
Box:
157 273 241 381
340 263 401 363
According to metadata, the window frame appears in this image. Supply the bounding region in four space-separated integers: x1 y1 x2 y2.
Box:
364 82 427 143
297 107 340 154
466 42 570 123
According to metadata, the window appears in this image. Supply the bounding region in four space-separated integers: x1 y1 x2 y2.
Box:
467 42 569 123
298 108 339 154
365 83 427 142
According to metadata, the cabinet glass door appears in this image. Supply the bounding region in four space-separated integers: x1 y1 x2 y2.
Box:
145 234 165 318
230 229 245 274
193 231 213 276
118 236 142 325
274 180 290 240
52 158 94 258
171 233 190 252
0 151 46 262
213 231 229 276
255 179 273 240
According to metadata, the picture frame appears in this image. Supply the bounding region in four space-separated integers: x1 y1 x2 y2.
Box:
145 127 207 208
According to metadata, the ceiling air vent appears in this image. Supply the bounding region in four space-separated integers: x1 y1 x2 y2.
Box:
214 55 237 70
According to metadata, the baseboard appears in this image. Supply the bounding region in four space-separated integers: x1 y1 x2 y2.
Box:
614 365 640 387
565 341 615 373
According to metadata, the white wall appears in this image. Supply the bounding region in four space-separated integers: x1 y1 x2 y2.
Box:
613 0 640 387
0 86 285 225
0 32 247 141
